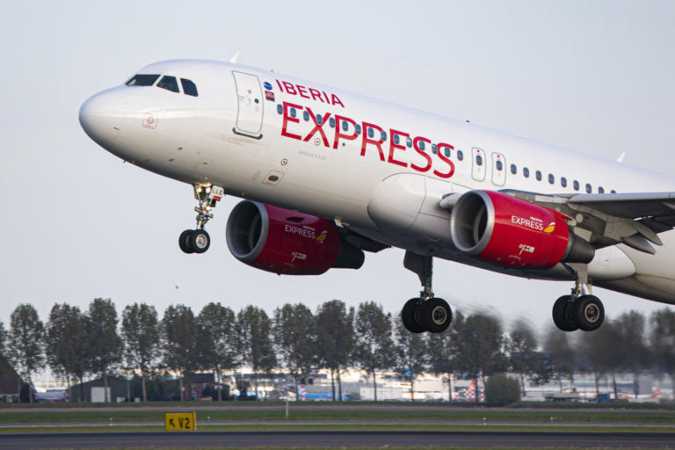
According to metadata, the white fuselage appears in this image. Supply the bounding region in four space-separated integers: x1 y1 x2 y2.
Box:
79 59 675 305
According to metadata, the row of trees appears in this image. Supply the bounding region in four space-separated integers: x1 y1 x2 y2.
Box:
2 300 674 403
542 309 675 399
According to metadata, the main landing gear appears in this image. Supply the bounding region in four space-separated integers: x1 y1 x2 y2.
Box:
179 184 224 254
552 264 605 332
401 252 453 334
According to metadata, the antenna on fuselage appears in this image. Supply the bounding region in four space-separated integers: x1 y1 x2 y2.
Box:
616 152 626 163
229 50 241 64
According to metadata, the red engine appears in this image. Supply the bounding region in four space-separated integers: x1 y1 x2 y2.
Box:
449 190 594 268
226 201 364 275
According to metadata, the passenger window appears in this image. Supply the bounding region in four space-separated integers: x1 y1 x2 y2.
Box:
180 79 198 97
394 134 400 144
381 131 387 141
444 147 450 157
316 113 323 125
303 111 310 121
510 164 517 175
290 108 297 118
536 170 542 181
368 127 374 138
419 141 425 150
476 155 483 166
276 104 283 115
431 143 436 152
406 138 412 148
496 160 503 171
548 174 555 184
523 167 530 178
157 75 179 93
586 183 592 193
126 74 160 86
457 150 464 161
355 124 362 135
342 120 349 131
561 177 567 188
329 118 336 128
598 186 605 194
573 180 580 191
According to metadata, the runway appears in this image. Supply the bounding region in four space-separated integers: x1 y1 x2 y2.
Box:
0 431 674 449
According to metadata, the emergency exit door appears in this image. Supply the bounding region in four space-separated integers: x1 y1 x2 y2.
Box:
232 71 263 138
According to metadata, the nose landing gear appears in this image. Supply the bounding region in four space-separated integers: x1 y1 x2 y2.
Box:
401 252 453 334
552 264 605 332
179 184 224 254
179 229 211 254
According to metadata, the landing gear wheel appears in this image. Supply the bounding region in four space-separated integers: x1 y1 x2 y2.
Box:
179 184 223 255
179 230 195 254
401 298 425 333
178 229 210 254
401 253 452 333
189 229 211 254
575 295 605 332
421 298 453 333
552 295 578 332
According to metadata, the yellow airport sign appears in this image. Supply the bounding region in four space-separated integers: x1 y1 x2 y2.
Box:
165 411 197 432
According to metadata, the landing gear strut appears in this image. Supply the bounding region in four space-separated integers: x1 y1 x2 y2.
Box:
179 184 224 254
401 252 453 334
552 263 605 332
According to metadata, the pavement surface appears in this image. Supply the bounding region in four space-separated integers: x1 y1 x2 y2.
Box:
0 431 674 449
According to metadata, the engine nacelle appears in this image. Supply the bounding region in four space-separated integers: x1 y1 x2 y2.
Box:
449 190 594 268
226 201 364 275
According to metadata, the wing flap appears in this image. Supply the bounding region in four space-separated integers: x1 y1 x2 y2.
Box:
640 217 675 233
568 192 675 218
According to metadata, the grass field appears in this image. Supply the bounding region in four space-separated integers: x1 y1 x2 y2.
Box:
0 404 675 426
1 424 674 434
0 402 674 435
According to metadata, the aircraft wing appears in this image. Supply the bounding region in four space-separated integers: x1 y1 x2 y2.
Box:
564 192 675 221
502 191 675 254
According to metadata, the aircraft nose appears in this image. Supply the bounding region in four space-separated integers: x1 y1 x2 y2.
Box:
79 90 124 149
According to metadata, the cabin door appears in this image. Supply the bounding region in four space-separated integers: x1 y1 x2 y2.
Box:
232 71 263 138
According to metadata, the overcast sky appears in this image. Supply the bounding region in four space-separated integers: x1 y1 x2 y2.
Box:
1 0 674 334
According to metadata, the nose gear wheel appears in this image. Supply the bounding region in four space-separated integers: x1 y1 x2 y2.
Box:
179 184 223 254
179 229 211 254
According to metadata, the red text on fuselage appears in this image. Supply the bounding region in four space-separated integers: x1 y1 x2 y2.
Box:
279 101 455 179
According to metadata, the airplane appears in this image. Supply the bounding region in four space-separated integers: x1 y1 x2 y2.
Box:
79 59 675 334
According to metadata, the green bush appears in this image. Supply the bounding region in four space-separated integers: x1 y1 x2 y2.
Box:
485 374 521 406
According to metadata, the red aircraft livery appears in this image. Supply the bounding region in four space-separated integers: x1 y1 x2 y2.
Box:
279 101 455 179
276 79 345 108
79 58 675 338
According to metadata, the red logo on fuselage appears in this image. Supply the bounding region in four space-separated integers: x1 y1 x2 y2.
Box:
276 80 345 108
279 101 455 179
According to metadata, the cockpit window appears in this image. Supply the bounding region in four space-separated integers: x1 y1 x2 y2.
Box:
181 79 198 97
126 74 159 86
157 75 179 93
127 73 199 97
